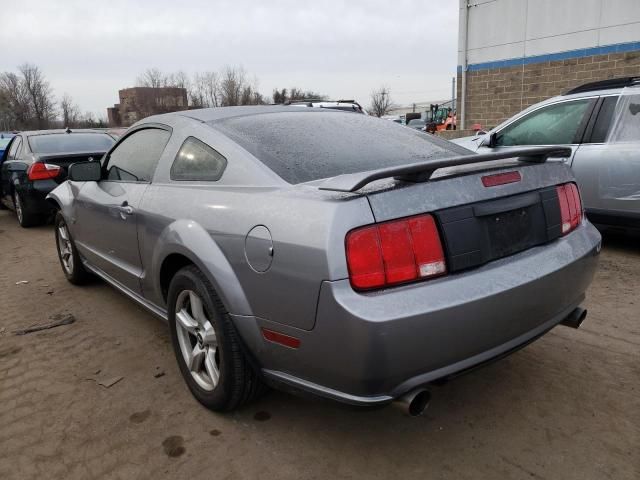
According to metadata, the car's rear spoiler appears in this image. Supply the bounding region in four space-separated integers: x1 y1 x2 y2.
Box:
318 146 572 193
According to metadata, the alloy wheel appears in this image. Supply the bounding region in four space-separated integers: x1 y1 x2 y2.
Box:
175 289 220 391
57 223 74 274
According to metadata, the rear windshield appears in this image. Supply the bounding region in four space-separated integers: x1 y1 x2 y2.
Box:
213 112 469 184
28 133 115 154
0 138 11 149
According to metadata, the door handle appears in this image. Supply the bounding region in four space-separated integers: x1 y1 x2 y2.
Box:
117 201 134 219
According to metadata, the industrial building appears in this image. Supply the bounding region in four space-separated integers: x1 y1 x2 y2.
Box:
107 87 188 127
457 0 640 129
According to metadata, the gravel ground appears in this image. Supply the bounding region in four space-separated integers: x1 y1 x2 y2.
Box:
0 209 638 480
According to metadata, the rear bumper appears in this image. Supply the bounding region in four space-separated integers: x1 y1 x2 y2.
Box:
233 222 601 405
16 180 58 215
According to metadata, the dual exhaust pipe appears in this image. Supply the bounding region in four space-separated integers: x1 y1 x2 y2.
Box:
393 307 588 417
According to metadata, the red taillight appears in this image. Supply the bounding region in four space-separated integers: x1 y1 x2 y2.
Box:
556 182 583 235
346 214 446 291
481 171 521 187
27 163 61 181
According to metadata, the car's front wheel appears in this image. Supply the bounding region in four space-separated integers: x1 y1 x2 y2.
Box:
167 265 265 411
55 212 91 284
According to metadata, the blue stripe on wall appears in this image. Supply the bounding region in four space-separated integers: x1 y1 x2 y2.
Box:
457 40 640 73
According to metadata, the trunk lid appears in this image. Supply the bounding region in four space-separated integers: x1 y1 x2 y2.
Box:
37 152 105 184
363 160 574 274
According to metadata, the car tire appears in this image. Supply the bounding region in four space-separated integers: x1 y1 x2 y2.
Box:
14 191 42 228
168 265 266 411
54 212 91 284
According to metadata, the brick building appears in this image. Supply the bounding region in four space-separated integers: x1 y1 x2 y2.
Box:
457 0 640 130
107 87 188 127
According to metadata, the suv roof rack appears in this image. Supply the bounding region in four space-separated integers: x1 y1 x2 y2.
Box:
564 77 640 95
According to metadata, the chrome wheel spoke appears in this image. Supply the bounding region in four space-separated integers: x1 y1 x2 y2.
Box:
188 344 206 372
202 325 217 347
176 309 198 334
204 349 219 386
189 291 207 326
58 226 69 241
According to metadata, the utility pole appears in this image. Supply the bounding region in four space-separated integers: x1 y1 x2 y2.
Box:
452 76 456 111
460 0 470 130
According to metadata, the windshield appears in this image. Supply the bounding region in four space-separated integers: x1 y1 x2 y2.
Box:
0 138 11 149
28 133 115 154
214 111 470 184
408 119 424 126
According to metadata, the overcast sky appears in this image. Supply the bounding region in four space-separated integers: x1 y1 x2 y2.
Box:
1 1 459 117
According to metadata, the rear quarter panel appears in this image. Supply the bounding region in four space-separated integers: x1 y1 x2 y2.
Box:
138 184 373 330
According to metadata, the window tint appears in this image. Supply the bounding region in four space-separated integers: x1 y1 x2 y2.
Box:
171 137 227 181
106 128 170 182
29 133 114 154
7 137 22 160
496 99 592 146
589 96 618 143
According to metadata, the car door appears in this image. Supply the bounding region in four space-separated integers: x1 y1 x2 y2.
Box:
572 94 640 223
73 126 171 294
1 136 25 207
476 97 597 164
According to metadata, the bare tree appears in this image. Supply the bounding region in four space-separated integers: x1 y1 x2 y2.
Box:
60 93 81 127
190 71 219 108
19 63 56 128
166 70 190 90
0 72 31 128
369 86 392 118
219 66 246 107
272 87 326 103
136 68 166 88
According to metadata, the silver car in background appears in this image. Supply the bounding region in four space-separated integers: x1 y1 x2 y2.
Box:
48 106 600 414
454 77 640 231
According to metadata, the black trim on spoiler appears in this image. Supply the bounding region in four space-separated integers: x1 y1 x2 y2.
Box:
318 146 572 193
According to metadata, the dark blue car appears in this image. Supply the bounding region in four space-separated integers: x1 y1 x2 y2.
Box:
0 133 16 159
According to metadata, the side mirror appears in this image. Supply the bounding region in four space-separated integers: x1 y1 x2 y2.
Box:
68 161 102 182
479 132 497 148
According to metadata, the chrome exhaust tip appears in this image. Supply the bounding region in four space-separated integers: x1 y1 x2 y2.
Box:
560 307 587 329
393 388 431 417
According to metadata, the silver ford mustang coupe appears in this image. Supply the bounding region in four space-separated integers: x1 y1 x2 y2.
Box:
48 106 601 415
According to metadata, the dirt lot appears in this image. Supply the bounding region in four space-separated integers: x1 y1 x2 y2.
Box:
0 209 638 480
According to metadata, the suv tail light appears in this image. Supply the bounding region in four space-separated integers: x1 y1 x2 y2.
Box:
346 214 446 291
27 162 61 181
556 182 583 235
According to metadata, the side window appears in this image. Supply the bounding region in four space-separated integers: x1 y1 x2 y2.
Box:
588 96 618 143
170 137 227 181
496 99 592 146
106 128 171 182
7 138 22 160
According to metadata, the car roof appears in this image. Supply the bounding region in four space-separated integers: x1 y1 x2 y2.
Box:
176 105 321 123
17 129 113 137
563 76 640 95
